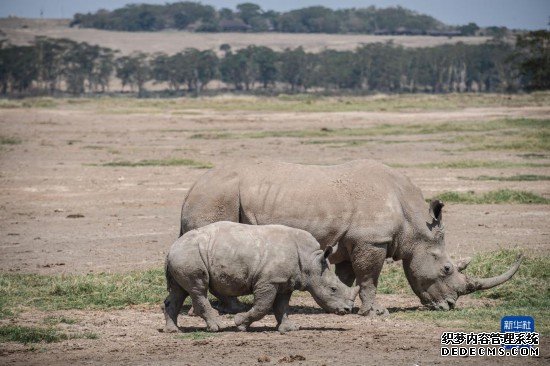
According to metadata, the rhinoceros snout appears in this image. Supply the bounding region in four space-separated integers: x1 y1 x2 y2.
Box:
336 306 353 315
426 298 456 311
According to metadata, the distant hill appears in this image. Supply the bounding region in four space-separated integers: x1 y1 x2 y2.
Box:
70 2 475 36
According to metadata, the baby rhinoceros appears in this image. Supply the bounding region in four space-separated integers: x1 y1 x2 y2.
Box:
163 221 359 333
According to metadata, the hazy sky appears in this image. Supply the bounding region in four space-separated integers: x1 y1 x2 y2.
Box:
1 0 548 30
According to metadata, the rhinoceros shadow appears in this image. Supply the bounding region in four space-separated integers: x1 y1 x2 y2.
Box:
387 305 423 313
171 325 349 333
169 305 348 333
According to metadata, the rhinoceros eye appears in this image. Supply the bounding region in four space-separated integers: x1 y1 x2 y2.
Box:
330 286 337 293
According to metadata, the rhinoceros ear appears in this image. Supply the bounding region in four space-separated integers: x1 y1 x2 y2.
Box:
429 199 444 222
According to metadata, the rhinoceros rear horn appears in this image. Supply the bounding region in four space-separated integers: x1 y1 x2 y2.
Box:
456 257 472 272
460 254 523 294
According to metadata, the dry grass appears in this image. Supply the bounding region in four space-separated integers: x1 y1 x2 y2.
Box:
2 18 492 56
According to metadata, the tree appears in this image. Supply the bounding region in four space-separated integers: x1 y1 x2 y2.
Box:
279 47 316 91
34 37 67 93
252 46 278 88
514 30 550 91
0 45 37 94
94 48 115 91
116 53 150 96
458 22 479 36
61 40 89 95
318 50 361 89
236 3 262 24
197 50 218 91
173 12 191 30
219 8 234 20
220 47 257 90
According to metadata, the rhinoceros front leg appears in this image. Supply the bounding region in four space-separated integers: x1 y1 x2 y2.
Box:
351 243 389 317
273 292 300 333
234 284 277 331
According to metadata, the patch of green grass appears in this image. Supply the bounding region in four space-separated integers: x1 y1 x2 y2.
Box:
432 189 549 204
393 160 550 169
467 250 549 308
304 139 373 147
79 332 99 339
177 331 217 340
457 130 550 152
20 98 58 108
2 93 549 113
43 316 78 325
0 268 253 316
459 174 550 182
381 250 549 335
1 136 22 145
0 325 99 344
0 297 14 319
378 263 413 296
102 158 212 169
0 325 68 344
188 118 549 155
0 269 166 313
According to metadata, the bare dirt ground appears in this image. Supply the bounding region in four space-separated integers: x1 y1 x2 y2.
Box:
0 18 492 55
0 96 548 364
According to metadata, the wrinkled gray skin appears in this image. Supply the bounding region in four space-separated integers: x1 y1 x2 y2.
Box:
180 160 522 315
164 221 359 333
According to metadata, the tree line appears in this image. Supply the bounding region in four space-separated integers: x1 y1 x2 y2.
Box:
1 31 548 97
70 2 499 36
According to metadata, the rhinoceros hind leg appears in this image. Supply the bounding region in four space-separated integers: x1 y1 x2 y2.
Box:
163 282 188 333
273 292 299 334
190 286 225 332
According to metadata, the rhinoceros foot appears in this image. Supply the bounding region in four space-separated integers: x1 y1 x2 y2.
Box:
234 313 250 331
206 317 224 332
278 322 300 334
357 303 389 317
163 324 179 333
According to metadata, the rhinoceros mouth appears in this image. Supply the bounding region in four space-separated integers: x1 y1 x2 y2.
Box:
336 306 353 315
423 298 456 311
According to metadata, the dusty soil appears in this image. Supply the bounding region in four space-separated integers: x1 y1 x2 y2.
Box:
1 295 547 366
0 98 548 364
0 18 492 55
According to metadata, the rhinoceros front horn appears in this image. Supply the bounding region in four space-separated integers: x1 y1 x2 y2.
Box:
460 254 523 294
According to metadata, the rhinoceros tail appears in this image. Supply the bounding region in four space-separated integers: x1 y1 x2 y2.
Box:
165 256 174 292
179 181 197 237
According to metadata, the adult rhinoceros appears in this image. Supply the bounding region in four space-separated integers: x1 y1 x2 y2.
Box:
179 160 522 315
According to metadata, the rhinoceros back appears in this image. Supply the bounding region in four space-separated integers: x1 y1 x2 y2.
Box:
180 160 426 246
180 166 241 236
